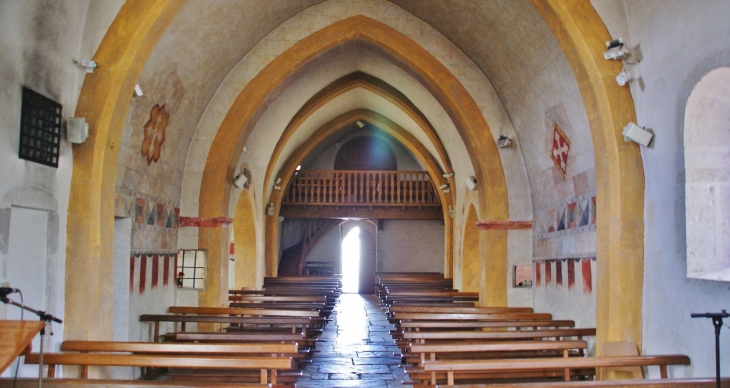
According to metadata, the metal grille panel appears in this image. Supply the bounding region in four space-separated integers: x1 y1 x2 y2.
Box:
19 87 62 168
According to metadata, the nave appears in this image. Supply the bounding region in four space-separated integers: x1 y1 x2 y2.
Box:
296 294 408 388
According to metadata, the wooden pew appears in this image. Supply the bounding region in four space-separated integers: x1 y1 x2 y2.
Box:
59 341 302 381
408 340 587 366
24 353 293 384
402 328 596 344
421 355 691 385
162 332 308 345
0 379 270 387
397 319 576 332
386 305 534 318
227 302 326 311
392 312 553 324
407 378 730 387
168 306 320 318
139 314 315 341
227 295 327 303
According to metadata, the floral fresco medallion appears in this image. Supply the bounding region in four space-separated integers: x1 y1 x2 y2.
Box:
141 103 169 165
550 121 570 177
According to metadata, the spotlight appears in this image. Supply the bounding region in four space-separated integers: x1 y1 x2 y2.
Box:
442 172 454 178
133 84 143 98
79 59 98 73
603 38 629 61
497 135 513 148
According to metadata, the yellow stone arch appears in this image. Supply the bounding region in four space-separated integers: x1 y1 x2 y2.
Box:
531 0 644 350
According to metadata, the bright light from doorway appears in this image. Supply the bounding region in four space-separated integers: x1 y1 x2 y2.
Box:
341 227 360 293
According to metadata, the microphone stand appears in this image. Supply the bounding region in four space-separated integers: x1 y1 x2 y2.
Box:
1 293 63 388
691 310 729 388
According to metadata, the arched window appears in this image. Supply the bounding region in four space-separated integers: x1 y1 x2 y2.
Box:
684 67 730 281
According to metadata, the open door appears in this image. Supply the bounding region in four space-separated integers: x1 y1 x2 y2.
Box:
358 229 376 294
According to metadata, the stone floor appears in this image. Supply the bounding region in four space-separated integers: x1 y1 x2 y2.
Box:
295 293 411 387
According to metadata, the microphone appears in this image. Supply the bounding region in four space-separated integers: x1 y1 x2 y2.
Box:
0 287 19 297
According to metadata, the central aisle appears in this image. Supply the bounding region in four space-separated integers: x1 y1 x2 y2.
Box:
295 294 410 387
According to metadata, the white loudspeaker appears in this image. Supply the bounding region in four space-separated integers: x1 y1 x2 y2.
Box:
622 122 653 147
66 118 89 144
466 176 477 191
233 173 248 188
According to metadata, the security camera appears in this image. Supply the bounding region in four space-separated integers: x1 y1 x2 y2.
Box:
603 38 629 61
80 59 98 73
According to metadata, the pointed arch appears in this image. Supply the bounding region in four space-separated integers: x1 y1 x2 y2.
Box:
201 16 508 307
531 0 645 351
65 0 186 340
264 109 453 278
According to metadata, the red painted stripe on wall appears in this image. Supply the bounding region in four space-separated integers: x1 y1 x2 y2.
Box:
139 255 147 294
582 259 592 294
129 255 135 293
151 255 159 289
179 216 233 228
535 262 541 286
567 259 575 289
555 261 563 286
545 261 552 285
163 255 170 286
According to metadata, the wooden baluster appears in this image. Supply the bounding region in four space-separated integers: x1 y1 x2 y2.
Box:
348 172 353 203
409 173 414 204
398 173 402 205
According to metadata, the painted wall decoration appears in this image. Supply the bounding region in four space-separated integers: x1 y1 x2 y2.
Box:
141 103 169 165
549 121 570 177
534 257 594 295
130 253 177 294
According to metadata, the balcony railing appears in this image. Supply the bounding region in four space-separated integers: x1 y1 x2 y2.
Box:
283 170 440 207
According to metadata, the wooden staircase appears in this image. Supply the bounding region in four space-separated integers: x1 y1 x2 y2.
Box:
277 219 340 276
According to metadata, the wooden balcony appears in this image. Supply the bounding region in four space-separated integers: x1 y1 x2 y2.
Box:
280 170 443 220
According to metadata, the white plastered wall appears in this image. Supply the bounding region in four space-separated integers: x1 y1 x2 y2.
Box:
0 1 123 361
593 0 730 377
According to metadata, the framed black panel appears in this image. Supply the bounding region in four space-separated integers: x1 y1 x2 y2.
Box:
19 87 62 168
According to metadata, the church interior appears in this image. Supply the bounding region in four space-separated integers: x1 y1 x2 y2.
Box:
1 0 730 386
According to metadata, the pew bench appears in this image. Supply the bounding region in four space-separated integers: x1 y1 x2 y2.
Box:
396 319 576 333
421 355 691 385
386 306 534 318
406 340 587 366
407 378 730 387
0 379 270 387
140 314 314 340
391 312 553 325
23 353 293 384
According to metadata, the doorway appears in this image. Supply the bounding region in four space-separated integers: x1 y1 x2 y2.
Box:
341 227 360 293
340 221 377 294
